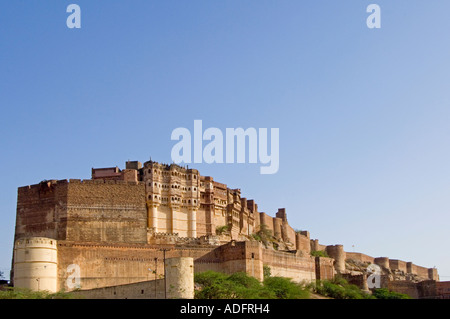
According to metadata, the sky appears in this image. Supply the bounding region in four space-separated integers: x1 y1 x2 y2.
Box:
0 1 449 281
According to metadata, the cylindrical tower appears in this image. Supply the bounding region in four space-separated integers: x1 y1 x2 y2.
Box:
311 239 320 252
13 237 58 293
428 268 439 281
326 245 346 273
374 257 390 269
273 218 282 240
295 232 311 254
165 257 194 299
406 262 413 274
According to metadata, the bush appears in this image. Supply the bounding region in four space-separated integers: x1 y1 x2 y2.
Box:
310 250 329 258
263 276 310 299
0 287 81 299
263 265 271 279
372 288 411 299
311 277 373 299
215 225 230 235
195 271 309 299
251 225 274 247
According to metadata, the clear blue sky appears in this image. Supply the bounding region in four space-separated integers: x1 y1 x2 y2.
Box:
1 1 449 281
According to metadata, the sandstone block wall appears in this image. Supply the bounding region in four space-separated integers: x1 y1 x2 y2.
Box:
15 181 69 241
283 223 296 245
72 278 166 299
310 239 327 252
389 259 407 273
57 241 217 292
346 252 375 264
259 213 274 234
66 179 147 243
262 249 316 283
295 233 311 254
388 280 439 299
315 257 335 281
15 179 148 244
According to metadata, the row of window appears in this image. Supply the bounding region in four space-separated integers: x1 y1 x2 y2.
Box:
150 182 197 192
149 195 197 204
147 169 198 180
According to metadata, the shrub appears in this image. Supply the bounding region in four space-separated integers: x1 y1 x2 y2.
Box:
194 271 309 299
0 287 82 299
263 276 310 299
215 225 230 235
263 265 272 279
252 225 273 247
311 277 373 299
372 288 411 299
310 250 329 258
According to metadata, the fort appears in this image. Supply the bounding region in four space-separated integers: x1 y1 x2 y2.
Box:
10 159 447 298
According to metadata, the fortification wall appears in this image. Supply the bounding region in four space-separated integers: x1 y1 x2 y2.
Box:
389 259 408 273
72 278 166 299
436 281 450 299
310 239 326 252
66 179 147 243
346 252 375 264
70 257 195 299
315 257 335 281
15 180 148 244
346 252 435 280
388 280 420 298
282 223 296 245
259 213 274 234
415 265 431 279
57 241 217 292
15 181 69 241
295 233 311 253
388 280 443 299
262 249 316 283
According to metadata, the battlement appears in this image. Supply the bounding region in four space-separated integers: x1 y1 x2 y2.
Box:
14 237 57 249
19 179 143 192
69 179 143 186
346 252 437 280
146 230 221 247
144 160 199 175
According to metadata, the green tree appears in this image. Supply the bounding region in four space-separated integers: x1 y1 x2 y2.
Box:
263 276 310 299
194 271 309 299
311 276 373 299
